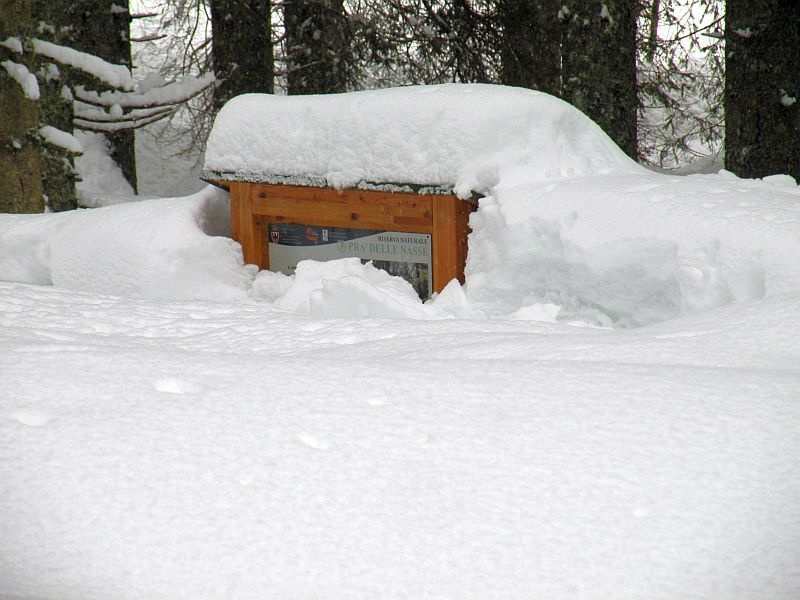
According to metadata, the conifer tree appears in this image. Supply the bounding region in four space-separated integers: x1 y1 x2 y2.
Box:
725 0 800 179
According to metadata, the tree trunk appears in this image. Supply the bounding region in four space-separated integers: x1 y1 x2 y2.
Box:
0 0 43 213
285 0 352 95
32 0 82 211
725 0 800 179
210 0 274 112
499 0 561 96
65 0 138 192
560 0 639 159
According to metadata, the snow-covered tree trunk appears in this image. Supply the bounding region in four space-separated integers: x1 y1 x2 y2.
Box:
32 0 81 211
499 0 561 96
725 0 800 179
0 0 43 213
210 0 274 111
560 0 639 159
284 0 352 95
66 0 137 192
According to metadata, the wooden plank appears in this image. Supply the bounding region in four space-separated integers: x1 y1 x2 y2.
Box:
228 181 242 243
432 195 460 293
255 216 270 270
250 184 434 232
457 199 479 284
233 182 260 266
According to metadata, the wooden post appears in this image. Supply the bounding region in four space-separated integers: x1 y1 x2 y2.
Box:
229 182 262 266
432 195 459 292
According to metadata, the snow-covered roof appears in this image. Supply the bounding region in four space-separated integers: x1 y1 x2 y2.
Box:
202 84 641 198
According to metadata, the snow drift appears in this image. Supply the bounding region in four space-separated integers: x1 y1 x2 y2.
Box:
3 170 799 326
0 187 254 302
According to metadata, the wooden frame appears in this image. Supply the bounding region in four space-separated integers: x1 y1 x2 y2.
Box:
222 181 476 296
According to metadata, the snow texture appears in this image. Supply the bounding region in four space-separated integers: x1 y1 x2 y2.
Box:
1 60 40 100
32 38 135 90
1 281 799 600
203 84 642 198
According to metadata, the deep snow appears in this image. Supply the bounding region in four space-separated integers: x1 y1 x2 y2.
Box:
2 84 800 599
1 282 799 599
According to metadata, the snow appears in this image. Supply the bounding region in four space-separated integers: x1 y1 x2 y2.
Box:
1 36 23 53
0 187 251 301
1 60 40 100
32 38 135 91
1 282 799 599
780 91 797 108
465 169 800 325
2 84 800 599
74 131 136 207
203 84 642 198
38 125 83 154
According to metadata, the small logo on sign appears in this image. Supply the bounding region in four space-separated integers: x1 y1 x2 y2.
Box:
305 227 318 242
270 230 280 244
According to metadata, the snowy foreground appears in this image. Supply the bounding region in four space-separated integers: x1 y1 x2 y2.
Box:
2 85 800 598
0 278 798 600
1 177 799 599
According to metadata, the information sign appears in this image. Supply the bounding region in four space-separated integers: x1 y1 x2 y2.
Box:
268 223 432 299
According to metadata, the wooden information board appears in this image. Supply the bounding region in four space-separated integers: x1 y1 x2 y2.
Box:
221 181 476 298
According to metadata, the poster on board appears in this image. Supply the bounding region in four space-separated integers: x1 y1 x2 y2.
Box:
267 223 433 299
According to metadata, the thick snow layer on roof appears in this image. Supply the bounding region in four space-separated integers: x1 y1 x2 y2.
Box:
202 84 642 197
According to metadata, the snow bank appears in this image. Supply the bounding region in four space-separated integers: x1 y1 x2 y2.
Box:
465 170 800 326
0 187 255 302
203 84 641 198
2 168 799 325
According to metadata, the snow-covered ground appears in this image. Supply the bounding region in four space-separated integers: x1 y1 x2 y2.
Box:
2 85 800 599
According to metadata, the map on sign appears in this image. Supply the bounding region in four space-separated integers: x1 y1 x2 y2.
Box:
267 223 432 299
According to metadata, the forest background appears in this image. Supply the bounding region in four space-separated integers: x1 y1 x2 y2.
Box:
1 0 798 213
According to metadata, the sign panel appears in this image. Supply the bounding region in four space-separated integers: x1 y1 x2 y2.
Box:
268 223 432 299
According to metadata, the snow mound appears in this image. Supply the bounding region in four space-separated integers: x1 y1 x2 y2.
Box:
255 258 431 319
466 171 800 326
252 258 487 319
0 187 255 302
203 84 641 198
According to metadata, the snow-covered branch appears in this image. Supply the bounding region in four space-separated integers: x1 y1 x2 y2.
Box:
73 72 215 109
74 110 174 133
74 103 174 124
32 38 135 91
39 125 83 154
1 60 40 100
